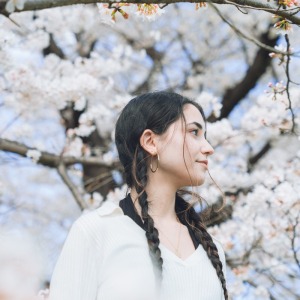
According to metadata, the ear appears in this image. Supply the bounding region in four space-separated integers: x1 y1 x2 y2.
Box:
139 129 157 155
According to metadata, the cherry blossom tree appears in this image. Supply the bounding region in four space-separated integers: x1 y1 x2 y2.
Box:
0 1 299 299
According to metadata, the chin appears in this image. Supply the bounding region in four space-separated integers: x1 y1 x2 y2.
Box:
185 176 205 187
194 180 205 187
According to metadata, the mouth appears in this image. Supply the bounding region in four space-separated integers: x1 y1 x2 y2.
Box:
196 160 208 167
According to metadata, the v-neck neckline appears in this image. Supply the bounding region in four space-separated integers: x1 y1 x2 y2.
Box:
159 243 201 265
119 193 201 255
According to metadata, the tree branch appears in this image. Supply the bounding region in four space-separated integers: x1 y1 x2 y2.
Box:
43 33 65 59
0 112 22 136
208 27 279 121
248 141 271 168
204 201 233 227
209 3 291 56
291 211 300 272
57 162 87 210
0 138 118 168
0 0 299 25
284 34 296 134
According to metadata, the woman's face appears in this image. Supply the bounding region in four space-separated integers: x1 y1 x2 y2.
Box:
156 104 214 188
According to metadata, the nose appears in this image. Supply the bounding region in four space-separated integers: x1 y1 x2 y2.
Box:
201 139 214 156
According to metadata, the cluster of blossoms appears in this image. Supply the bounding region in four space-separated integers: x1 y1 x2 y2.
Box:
273 16 293 32
273 0 300 35
26 149 42 163
4 0 25 13
98 3 130 22
97 3 164 22
277 0 298 6
136 4 161 19
195 92 223 119
265 81 287 101
269 43 294 65
195 2 207 9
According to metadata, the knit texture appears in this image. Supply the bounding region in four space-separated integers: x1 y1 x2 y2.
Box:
49 200 226 300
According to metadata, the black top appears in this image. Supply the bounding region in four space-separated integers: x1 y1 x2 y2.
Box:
119 193 200 250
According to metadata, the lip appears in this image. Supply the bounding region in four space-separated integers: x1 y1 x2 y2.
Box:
196 160 208 167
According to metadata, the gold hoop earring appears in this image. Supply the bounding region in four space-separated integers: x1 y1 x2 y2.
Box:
150 154 159 173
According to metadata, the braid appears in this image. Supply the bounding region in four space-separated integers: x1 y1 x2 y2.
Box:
175 194 228 300
132 145 163 285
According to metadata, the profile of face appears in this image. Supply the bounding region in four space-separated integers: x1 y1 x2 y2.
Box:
140 104 214 188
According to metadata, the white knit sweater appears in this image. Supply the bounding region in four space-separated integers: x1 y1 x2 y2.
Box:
49 200 226 300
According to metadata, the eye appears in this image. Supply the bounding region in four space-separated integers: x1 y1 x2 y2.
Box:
191 129 199 136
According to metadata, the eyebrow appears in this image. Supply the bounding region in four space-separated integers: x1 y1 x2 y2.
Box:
187 122 203 130
187 122 207 137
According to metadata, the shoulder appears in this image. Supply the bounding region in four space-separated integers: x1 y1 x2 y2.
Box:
70 200 124 240
76 199 123 224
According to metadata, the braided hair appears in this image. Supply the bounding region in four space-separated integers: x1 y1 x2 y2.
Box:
175 193 228 299
115 91 228 299
132 145 163 286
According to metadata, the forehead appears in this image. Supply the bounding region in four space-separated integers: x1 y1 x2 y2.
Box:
183 104 205 127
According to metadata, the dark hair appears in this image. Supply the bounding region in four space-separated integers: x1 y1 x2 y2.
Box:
115 91 228 299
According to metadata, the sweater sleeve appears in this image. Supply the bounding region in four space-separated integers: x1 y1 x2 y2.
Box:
49 219 100 300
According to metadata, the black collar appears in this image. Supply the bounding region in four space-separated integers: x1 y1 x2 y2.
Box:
119 193 199 250
119 193 144 228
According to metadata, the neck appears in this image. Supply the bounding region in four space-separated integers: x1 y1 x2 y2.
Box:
130 176 178 223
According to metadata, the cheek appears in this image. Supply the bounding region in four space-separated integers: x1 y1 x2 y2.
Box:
183 139 197 161
159 140 184 166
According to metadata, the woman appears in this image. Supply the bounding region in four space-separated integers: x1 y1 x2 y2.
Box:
49 91 228 300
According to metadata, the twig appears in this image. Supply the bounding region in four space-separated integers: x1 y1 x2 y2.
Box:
208 2 294 56
284 34 296 134
235 4 248 14
0 112 22 137
57 162 87 210
225 0 300 13
84 171 114 192
291 211 300 272
159 3 169 9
